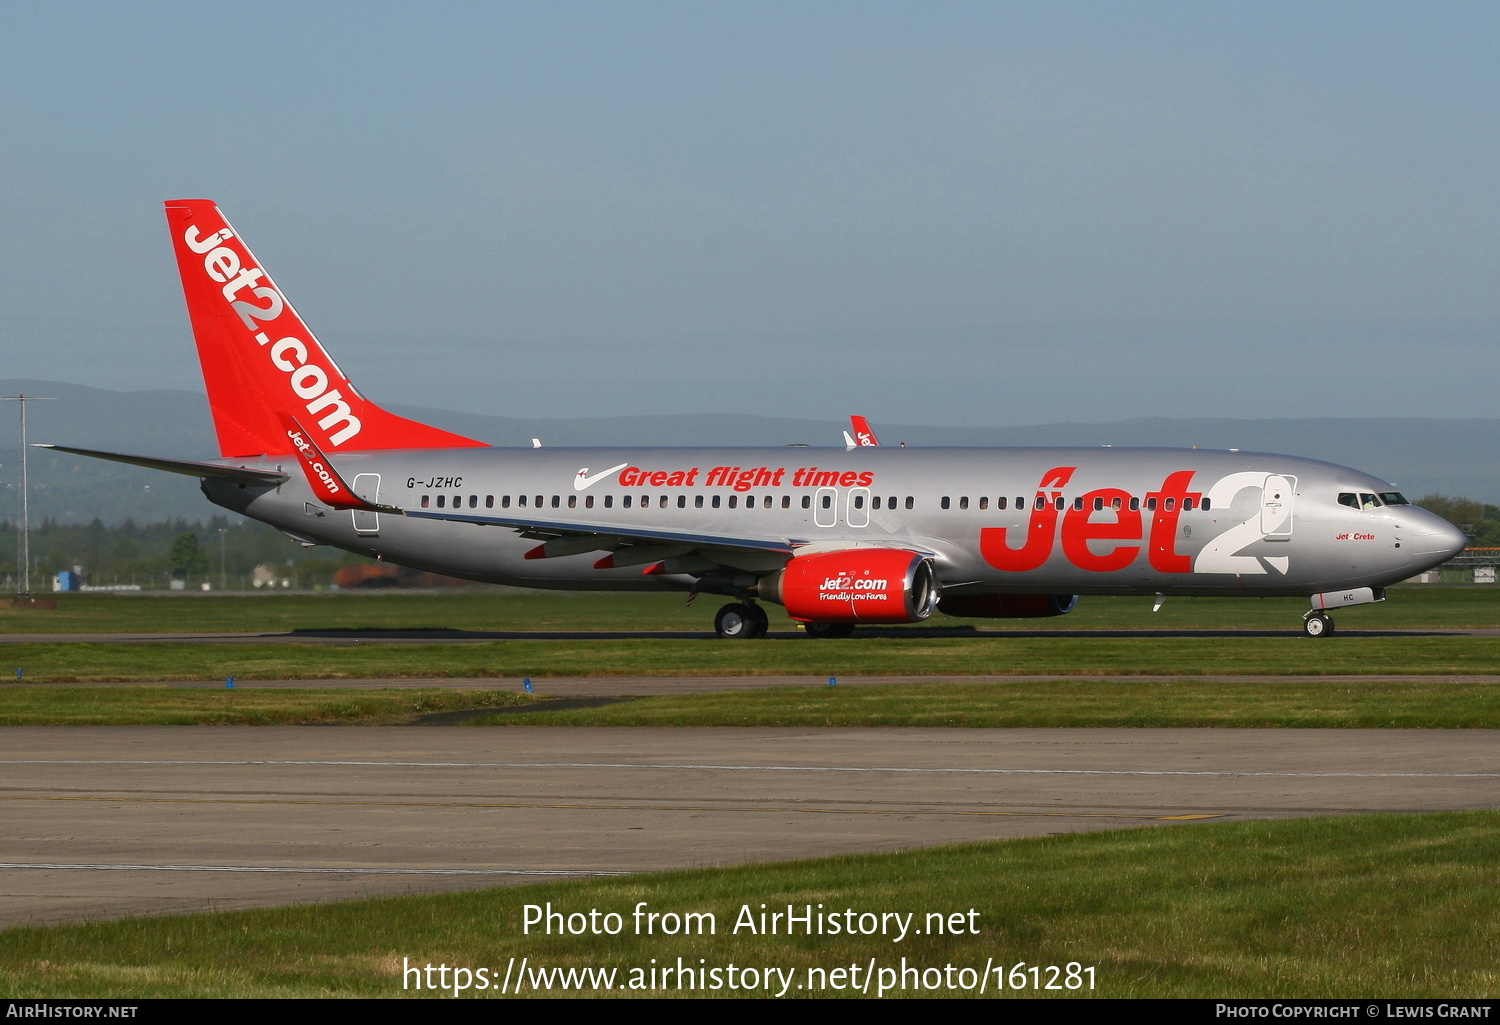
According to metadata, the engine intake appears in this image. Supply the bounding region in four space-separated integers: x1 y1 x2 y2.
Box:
758 549 939 624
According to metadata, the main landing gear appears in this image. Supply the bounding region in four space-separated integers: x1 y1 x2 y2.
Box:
802 621 855 639
1302 612 1335 638
714 602 769 639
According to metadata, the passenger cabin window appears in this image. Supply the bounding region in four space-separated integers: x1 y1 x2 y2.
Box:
678 496 686 508
782 496 791 509
604 495 613 508
420 495 429 508
567 495 576 508
997 497 1008 510
728 495 738 509
485 496 494 508
469 495 478 508
436 495 446 508
959 497 969 510
1129 497 1139 511
1202 498 1211 510
695 495 704 508
623 496 632 508
801 496 811 509
941 497 950 510
585 496 594 509
713 496 722 508
1183 498 1194 511
905 497 914 510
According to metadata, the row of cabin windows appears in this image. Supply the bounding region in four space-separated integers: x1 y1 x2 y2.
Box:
414 492 1211 514
417 493 920 511
939 495 1211 512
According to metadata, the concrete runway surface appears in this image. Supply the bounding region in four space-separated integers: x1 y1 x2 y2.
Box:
1 725 1495 928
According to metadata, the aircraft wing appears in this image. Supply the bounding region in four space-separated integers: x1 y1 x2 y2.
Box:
35 444 290 486
402 507 939 577
402 507 801 557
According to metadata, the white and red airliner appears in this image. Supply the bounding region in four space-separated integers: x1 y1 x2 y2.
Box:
45 200 1467 638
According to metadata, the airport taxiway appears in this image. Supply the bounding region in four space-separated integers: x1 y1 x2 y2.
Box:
1 725 1494 928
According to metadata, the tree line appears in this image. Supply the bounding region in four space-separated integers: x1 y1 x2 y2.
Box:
0 516 370 591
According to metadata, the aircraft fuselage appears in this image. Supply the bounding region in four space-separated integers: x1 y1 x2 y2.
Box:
205 444 1463 600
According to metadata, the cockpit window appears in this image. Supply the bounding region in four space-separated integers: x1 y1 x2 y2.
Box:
1338 493 1359 508
1360 493 1383 509
1379 492 1409 505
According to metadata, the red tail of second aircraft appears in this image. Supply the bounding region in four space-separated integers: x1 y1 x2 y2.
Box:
165 199 486 458
849 415 879 447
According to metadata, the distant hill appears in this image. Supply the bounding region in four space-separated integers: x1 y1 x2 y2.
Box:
1 379 1495 524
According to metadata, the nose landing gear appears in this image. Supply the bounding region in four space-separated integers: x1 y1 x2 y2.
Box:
1302 611 1334 638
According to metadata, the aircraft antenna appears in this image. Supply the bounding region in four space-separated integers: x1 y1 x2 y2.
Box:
2 395 57 601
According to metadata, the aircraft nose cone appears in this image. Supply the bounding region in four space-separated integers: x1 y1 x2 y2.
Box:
1437 519 1469 561
1407 512 1467 562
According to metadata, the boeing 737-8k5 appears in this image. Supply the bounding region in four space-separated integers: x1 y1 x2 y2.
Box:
44 200 1467 638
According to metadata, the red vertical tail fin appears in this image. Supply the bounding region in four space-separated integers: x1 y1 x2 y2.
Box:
165 199 486 457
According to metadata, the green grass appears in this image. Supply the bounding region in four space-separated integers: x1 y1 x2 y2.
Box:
4 635 1500 683
477 678 1500 729
3 676 1496 728
2 812 1494 998
3 587 1500 635
0 687 532 725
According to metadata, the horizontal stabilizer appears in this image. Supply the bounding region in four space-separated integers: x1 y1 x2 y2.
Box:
35 444 289 486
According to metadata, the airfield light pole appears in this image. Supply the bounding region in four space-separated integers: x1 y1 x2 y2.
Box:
218 527 227 591
2 395 57 601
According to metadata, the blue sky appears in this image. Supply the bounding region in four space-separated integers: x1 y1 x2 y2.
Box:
2 2 1498 426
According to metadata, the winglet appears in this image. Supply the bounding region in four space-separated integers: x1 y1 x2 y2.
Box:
279 413 400 513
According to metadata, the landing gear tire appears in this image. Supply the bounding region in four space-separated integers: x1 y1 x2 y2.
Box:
715 602 767 639
803 621 856 639
1303 613 1333 638
745 603 769 638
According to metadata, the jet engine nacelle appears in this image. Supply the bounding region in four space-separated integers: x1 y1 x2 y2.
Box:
758 549 939 623
938 594 1078 618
